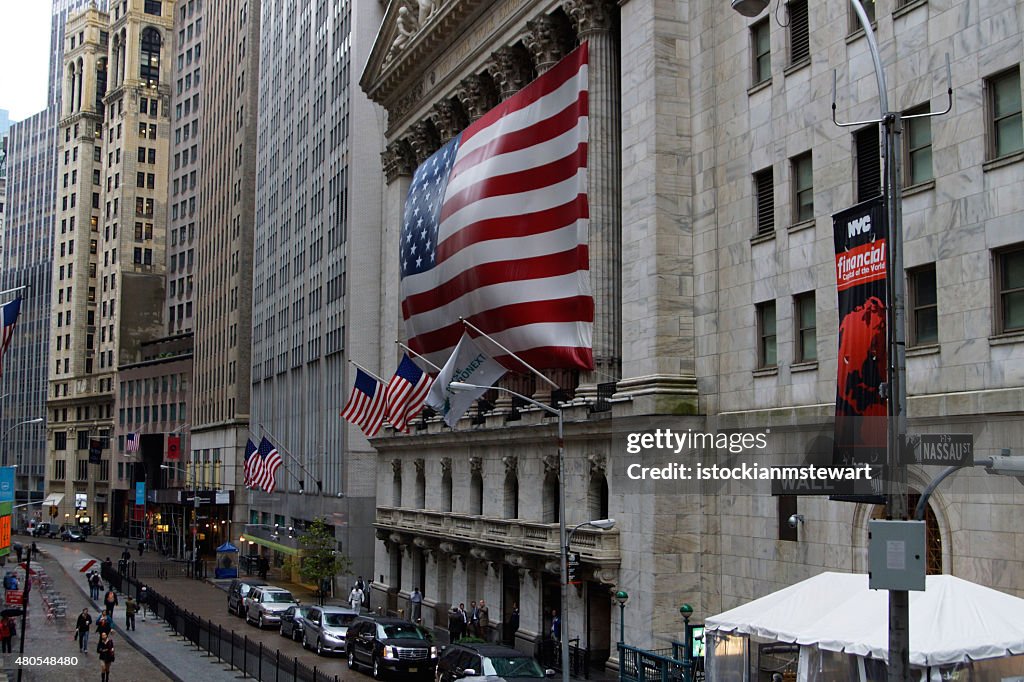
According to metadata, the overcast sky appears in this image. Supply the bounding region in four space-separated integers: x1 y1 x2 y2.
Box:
0 2 54 122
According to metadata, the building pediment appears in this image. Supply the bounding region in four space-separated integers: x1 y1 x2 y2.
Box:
360 0 544 133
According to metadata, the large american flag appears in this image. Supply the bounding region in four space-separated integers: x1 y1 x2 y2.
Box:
385 354 434 433
0 297 22 378
252 437 282 493
400 43 593 372
340 368 387 437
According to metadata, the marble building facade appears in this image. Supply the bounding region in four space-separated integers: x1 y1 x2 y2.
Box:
359 0 1024 667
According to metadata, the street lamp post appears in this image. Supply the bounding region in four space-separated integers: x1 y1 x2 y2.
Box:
679 604 693 682
1 418 43 467
615 590 628 682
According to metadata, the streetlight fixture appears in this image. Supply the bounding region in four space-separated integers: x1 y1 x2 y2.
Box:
161 463 199 570
448 381 572 682
679 604 694 682
615 590 629 682
2 418 43 467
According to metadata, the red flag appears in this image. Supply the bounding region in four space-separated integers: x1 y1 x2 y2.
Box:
166 435 181 461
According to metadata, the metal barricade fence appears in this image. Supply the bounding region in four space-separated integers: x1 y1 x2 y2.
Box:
99 567 341 682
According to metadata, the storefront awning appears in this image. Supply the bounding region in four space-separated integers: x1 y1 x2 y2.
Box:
42 493 63 507
240 533 299 556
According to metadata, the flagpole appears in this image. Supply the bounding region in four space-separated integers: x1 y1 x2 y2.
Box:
0 285 28 299
347 359 387 384
395 341 442 373
459 317 559 389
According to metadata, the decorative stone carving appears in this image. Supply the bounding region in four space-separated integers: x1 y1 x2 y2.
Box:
391 458 403 474
389 532 407 545
588 453 606 476
413 536 434 549
543 559 560 574
386 6 418 63
470 546 492 561
502 455 518 474
392 82 423 122
593 568 618 585
440 457 452 475
439 540 458 555
543 454 559 476
455 73 499 123
523 14 572 74
382 138 415 183
414 458 426 475
563 0 615 37
469 456 483 474
430 98 467 143
407 119 440 166
417 0 439 26
489 45 534 101
505 552 527 567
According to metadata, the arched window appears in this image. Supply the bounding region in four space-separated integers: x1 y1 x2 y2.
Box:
588 474 609 520
470 471 483 515
542 472 559 523
66 62 77 114
95 58 107 115
140 28 161 87
504 470 519 518
441 468 452 512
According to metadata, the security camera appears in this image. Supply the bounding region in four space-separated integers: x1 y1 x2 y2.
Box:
787 514 804 529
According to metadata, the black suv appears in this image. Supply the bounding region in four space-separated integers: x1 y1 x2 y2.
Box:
226 578 268 617
436 643 552 682
346 615 438 679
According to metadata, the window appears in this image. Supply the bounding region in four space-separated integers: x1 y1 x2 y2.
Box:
987 68 1023 159
908 265 938 345
794 292 817 362
791 152 813 223
850 0 875 33
855 125 881 202
55 432 67 450
995 245 1024 334
54 460 66 480
77 459 89 481
754 167 775 236
757 300 777 368
787 0 809 66
904 105 933 186
751 19 771 86
140 28 162 86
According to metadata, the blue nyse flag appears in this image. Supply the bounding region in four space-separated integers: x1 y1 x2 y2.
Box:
135 482 146 506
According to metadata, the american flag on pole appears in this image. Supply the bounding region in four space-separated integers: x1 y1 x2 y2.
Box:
385 354 434 433
400 43 593 372
340 368 387 437
243 438 259 488
252 437 282 493
125 432 141 453
0 297 22 378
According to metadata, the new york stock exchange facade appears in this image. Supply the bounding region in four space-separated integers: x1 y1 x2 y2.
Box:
357 0 1024 672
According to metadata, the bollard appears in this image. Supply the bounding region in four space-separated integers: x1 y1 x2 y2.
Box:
258 641 263 681
243 635 249 678
276 649 280 682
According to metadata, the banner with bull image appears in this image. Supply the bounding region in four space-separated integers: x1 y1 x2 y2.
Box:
832 197 888 498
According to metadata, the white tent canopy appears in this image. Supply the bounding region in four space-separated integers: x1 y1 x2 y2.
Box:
706 572 1024 667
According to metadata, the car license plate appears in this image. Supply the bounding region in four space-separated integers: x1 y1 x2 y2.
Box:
409 668 418 673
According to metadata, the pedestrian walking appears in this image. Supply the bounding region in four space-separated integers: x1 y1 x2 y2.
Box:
96 632 115 681
258 556 269 580
0 615 13 653
550 609 561 642
103 589 118 617
348 583 365 612
95 612 112 637
75 609 93 654
409 587 423 623
137 539 145 557
120 546 131 576
454 603 468 641
138 585 150 620
124 596 137 631
90 572 103 600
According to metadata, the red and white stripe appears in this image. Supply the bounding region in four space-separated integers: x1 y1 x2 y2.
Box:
402 44 593 371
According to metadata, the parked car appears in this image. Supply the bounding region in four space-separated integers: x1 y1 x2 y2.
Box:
29 522 56 538
436 643 553 682
245 586 299 629
346 615 438 679
280 604 314 642
302 605 359 656
226 578 268 618
60 527 85 542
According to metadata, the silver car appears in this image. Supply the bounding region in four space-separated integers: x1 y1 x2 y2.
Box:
245 586 299 629
303 605 360 656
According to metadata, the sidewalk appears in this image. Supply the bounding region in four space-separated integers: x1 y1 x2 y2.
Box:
36 541 242 682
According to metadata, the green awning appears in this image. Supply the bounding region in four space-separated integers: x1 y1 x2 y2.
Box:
240 533 299 556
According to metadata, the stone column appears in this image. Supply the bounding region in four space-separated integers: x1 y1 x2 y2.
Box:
455 73 499 124
489 45 534 101
523 13 573 75
430 98 468 144
407 120 440 167
381 138 415 377
565 0 621 394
